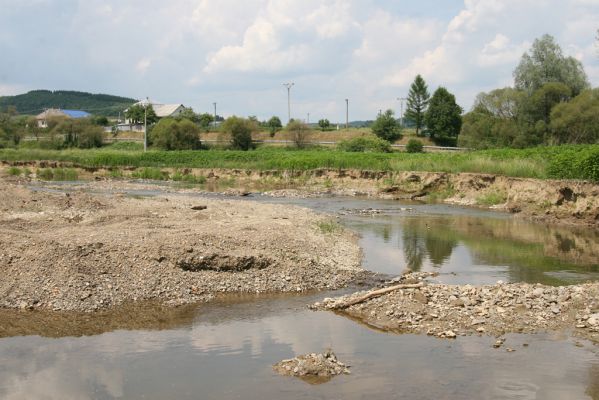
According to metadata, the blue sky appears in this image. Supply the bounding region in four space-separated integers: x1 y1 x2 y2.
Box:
0 0 598 121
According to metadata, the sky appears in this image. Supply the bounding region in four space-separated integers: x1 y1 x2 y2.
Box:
0 0 598 121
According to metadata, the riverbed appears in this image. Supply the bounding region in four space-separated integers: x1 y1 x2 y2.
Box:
1 181 598 399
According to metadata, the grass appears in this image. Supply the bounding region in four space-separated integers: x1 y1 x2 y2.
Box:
316 219 341 234
476 190 508 206
0 144 598 181
37 168 79 181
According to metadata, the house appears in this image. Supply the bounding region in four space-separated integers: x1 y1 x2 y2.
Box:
118 99 186 132
35 108 91 128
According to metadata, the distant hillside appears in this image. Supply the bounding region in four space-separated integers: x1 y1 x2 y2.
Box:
0 90 137 117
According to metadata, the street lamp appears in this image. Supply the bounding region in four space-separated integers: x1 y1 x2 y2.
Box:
213 102 217 130
283 83 294 123
345 98 349 129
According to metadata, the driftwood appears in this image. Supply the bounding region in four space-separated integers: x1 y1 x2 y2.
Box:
331 283 424 310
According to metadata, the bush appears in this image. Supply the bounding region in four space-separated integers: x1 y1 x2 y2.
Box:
150 118 201 150
406 139 424 153
52 119 103 149
372 110 402 142
286 120 311 148
547 145 599 181
337 136 392 153
221 116 256 151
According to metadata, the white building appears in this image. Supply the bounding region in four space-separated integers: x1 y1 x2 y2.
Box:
116 99 187 132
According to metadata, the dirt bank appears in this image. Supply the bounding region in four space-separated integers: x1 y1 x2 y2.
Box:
312 273 599 344
3 163 598 228
0 181 365 312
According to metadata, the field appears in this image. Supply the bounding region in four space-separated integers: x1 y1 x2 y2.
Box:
2 144 599 181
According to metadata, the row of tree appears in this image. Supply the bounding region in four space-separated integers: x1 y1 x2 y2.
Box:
459 34 596 149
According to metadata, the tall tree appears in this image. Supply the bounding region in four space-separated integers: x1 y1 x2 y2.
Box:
424 87 463 144
267 116 282 137
404 75 430 136
513 34 589 96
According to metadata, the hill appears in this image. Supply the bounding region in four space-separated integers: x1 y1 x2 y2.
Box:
0 90 137 117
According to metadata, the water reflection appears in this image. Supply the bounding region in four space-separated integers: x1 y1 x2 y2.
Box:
0 295 597 400
346 213 599 285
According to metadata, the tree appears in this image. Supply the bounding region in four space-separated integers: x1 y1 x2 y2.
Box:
176 107 200 124
150 118 202 150
371 109 401 142
425 87 463 144
549 89 599 144
318 118 331 131
404 75 430 136
286 120 311 148
514 34 589 96
52 119 103 149
221 116 256 150
125 104 158 125
267 116 282 137
197 113 214 130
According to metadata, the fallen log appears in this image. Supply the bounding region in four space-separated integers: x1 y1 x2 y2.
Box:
330 282 424 309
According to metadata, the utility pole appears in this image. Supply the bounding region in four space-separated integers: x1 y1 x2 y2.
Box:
307 113 310 125
283 82 294 124
397 97 407 127
144 97 148 152
345 98 349 129
213 102 217 130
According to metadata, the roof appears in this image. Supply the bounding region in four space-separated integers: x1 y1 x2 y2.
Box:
61 110 91 118
132 99 185 117
35 108 90 119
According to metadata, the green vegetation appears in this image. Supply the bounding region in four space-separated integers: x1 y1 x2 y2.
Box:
405 139 424 153
316 219 341 234
221 116 257 150
425 87 462 146
7 166 21 176
372 109 402 142
476 190 508 206
318 118 331 131
150 118 201 150
0 90 136 117
266 116 282 137
337 136 392 153
404 75 430 136
37 168 78 181
460 35 595 150
285 120 312 148
2 144 599 181
125 104 158 125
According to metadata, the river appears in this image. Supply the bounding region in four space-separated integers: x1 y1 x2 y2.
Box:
1 183 598 399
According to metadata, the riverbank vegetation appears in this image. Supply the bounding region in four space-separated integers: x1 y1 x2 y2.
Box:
1 144 598 181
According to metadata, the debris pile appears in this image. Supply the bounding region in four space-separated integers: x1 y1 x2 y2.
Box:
273 350 350 382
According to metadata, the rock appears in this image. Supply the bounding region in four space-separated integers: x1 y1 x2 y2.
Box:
587 313 599 326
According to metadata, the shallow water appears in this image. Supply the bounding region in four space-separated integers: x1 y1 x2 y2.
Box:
4 182 598 399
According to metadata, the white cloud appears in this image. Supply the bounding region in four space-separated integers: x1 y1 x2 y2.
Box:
0 0 598 119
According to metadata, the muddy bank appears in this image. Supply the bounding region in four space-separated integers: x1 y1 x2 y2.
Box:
3 163 598 227
313 273 599 343
0 182 365 312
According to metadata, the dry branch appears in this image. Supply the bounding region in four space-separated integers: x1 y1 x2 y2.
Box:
331 283 424 309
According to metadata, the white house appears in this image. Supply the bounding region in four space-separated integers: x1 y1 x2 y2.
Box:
117 99 186 132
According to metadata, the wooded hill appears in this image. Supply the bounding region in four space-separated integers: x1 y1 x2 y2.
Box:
0 90 137 117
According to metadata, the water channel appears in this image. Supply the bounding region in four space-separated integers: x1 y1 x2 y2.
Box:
1 183 598 399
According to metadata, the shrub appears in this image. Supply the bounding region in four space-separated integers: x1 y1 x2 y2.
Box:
51 119 103 149
150 118 201 150
372 110 402 142
406 139 424 153
221 116 256 151
286 120 311 148
337 136 392 153
7 166 21 176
